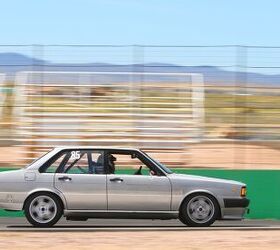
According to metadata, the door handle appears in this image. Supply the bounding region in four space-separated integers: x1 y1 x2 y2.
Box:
110 177 123 182
58 176 72 181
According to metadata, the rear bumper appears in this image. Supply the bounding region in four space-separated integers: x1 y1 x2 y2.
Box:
224 198 250 208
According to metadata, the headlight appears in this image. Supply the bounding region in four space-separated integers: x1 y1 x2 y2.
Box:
241 186 247 197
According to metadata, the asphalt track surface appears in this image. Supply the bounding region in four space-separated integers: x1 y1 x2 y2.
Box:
1 218 280 231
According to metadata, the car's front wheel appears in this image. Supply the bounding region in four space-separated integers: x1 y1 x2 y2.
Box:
179 193 219 227
24 193 63 227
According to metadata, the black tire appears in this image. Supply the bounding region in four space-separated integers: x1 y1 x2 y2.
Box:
179 193 219 227
24 192 63 227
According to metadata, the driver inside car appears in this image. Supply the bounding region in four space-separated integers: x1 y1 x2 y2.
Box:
108 154 116 174
107 153 157 176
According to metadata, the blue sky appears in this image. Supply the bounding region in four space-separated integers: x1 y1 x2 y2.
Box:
0 0 280 72
1 0 279 46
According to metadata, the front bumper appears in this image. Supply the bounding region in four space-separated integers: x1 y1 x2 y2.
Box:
220 198 250 220
224 198 250 208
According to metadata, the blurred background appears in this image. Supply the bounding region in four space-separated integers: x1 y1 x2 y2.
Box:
1 0 280 218
0 44 279 169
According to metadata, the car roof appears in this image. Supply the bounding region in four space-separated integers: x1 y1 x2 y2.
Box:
54 146 141 152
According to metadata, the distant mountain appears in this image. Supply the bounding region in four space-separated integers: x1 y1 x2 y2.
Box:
0 52 279 86
0 53 47 66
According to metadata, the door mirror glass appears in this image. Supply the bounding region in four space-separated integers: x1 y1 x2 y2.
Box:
150 170 157 176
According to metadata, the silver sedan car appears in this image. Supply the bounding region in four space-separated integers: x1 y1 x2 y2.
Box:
0 147 249 227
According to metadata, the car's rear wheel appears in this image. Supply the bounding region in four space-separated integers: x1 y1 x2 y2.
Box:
24 193 63 227
179 193 219 227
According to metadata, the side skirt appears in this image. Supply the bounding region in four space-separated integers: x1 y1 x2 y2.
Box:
64 210 179 220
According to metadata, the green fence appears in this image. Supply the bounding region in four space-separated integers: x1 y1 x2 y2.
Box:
0 168 279 219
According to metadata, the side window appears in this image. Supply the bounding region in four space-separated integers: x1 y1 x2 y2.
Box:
64 151 88 174
44 153 67 173
89 151 105 174
108 153 152 176
62 150 105 175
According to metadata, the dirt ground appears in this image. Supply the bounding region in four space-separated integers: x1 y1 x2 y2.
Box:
0 230 279 250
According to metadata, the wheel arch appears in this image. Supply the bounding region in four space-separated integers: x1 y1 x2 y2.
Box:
22 189 66 211
179 190 222 219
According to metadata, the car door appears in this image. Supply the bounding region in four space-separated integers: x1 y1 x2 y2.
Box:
54 149 107 210
106 151 171 211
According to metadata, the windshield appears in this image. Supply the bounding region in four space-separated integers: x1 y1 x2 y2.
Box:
141 151 173 174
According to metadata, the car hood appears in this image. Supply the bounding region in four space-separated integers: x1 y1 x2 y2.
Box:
168 173 245 186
